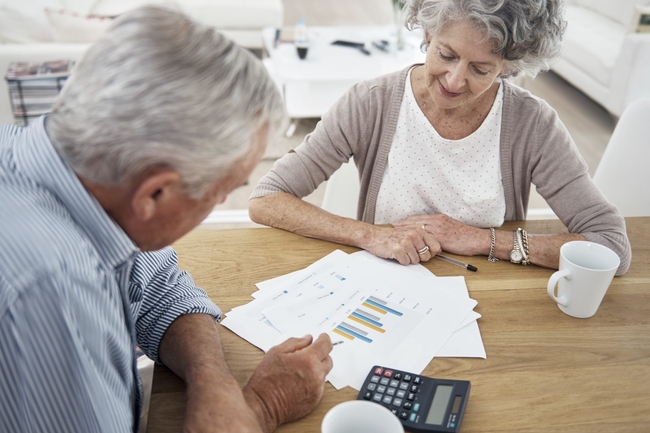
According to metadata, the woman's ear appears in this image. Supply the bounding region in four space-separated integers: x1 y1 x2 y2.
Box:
498 66 513 79
130 170 182 222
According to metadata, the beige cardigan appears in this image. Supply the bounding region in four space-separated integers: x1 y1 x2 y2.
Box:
252 65 631 274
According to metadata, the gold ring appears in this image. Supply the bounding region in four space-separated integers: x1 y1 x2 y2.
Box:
422 224 427 231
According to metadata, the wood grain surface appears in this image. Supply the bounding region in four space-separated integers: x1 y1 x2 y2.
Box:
148 218 650 432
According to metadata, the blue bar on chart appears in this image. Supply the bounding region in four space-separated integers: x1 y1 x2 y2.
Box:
334 322 373 343
351 311 383 328
354 309 381 322
363 296 403 316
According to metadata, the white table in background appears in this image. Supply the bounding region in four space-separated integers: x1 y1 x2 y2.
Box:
262 26 426 136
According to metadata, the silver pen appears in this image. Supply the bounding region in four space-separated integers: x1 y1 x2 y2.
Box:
435 254 478 272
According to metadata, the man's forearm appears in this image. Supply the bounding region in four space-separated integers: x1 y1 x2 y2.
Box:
158 313 270 432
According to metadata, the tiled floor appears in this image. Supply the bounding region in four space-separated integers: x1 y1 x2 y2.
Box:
204 0 616 228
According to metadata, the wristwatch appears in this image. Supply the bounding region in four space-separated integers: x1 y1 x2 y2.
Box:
509 230 524 264
509 228 531 265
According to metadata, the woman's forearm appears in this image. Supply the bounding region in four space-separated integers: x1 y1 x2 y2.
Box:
249 193 375 249
249 193 441 265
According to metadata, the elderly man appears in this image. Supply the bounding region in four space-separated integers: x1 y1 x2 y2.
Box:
0 6 332 433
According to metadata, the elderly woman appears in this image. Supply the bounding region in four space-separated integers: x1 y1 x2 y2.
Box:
249 0 631 275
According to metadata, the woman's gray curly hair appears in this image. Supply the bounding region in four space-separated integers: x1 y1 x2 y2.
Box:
404 0 567 77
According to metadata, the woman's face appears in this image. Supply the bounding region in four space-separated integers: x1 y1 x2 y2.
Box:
423 20 505 111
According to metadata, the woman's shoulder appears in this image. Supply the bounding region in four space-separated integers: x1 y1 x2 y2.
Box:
330 64 416 120
367 64 416 88
350 64 417 99
501 79 562 130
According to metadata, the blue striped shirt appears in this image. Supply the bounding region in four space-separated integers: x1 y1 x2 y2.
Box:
0 117 222 432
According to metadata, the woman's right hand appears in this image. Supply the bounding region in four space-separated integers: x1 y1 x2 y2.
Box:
363 225 441 265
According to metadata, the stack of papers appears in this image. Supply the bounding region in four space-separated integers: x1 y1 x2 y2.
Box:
221 250 485 390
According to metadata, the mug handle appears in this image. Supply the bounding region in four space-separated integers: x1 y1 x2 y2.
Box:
547 269 570 307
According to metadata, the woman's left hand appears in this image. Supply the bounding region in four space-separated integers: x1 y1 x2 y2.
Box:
393 214 489 257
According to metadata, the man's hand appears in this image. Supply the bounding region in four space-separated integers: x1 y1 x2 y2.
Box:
243 334 334 433
362 225 441 265
393 214 489 257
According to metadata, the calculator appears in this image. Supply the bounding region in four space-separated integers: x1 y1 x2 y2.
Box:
357 366 470 433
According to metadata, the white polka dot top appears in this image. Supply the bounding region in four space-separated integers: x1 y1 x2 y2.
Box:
374 68 506 228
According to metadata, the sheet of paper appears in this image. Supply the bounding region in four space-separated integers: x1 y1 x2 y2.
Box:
252 249 351 299
222 250 360 351
262 259 477 390
351 250 436 279
222 249 486 390
436 318 486 358
427 276 487 359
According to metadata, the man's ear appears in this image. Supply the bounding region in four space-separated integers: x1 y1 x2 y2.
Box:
131 170 182 222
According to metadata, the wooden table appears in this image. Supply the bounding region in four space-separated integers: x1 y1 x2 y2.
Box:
148 218 650 432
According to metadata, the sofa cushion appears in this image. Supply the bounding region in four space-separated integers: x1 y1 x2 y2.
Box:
91 0 174 17
180 0 282 30
0 0 62 43
571 0 650 27
91 0 282 30
562 5 626 87
46 9 114 43
59 0 96 15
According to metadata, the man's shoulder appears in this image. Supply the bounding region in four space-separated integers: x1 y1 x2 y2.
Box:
0 181 100 299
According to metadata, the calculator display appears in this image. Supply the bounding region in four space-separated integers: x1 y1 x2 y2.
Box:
425 385 453 425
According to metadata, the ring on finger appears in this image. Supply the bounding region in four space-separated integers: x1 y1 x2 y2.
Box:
422 224 427 231
417 245 430 255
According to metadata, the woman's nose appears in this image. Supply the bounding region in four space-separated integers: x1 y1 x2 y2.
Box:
446 65 467 91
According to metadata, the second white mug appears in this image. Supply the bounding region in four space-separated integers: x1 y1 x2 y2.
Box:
547 241 620 318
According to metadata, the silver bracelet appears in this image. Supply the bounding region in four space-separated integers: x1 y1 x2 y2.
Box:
487 228 499 262
519 228 531 265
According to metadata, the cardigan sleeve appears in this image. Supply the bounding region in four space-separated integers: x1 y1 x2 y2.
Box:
250 81 370 200
526 100 631 275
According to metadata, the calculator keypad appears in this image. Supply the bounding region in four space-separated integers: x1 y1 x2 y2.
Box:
363 369 424 421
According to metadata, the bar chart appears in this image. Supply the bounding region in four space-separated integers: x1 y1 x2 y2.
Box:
333 296 404 343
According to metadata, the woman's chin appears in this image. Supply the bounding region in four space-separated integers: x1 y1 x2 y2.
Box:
430 93 465 110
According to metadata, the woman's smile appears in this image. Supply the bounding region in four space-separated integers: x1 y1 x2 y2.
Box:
437 79 462 98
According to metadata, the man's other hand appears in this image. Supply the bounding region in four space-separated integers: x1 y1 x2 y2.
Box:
243 334 334 432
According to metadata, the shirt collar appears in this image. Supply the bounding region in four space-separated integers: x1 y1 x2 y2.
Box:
13 116 139 268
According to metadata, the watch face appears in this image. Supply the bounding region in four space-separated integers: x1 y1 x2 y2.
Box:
510 250 523 262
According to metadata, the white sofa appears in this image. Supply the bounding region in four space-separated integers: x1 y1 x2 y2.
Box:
0 0 283 125
552 0 650 117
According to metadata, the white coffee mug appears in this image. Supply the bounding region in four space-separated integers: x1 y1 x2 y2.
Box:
547 241 620 318
321 400 404 433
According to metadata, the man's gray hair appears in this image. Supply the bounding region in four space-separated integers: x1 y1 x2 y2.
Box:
48 6 285 198
404 0 567 77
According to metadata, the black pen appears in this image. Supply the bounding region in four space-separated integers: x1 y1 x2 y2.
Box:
435 254 477 272
358 46 371 56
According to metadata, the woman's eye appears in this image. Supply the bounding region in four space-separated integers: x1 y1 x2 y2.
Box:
438 50 454 61
473 66 489 76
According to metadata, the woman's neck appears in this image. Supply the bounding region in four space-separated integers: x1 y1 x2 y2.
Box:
410 66 500 140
